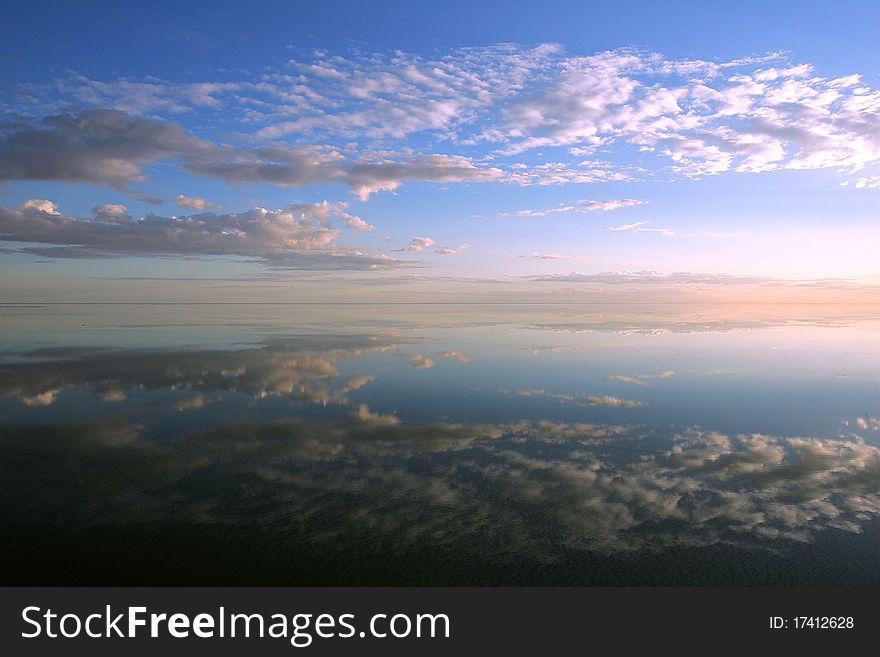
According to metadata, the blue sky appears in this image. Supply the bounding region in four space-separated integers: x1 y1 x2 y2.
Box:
1 0 879 300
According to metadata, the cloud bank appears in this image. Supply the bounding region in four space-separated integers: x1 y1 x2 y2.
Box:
528 270 774 284
0 199 397 269
0 110 505 199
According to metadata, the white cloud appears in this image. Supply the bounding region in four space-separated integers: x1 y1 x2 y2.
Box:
400 236 435 252
338 212 376 231
6 46 879 198
392 238 469 255
580 199 646 212
501 198 646 217
606 222 675 235
172 194 223 211
505 160 637 186
19 199 60 215
853 176 880 189
395 236 469 254
527 252 585 261
433 242 470 255
493 50 880 176
605 221 647 231
92 203 132 223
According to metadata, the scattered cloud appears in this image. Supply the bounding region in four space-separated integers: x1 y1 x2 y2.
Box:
8 46 877 199
172 194 223 211
526 252 586 261
399 236 435 252
580 199 647 212
636 371 675 380
583 394 645 408
497 388 646 407
605 221 674 235
605 375 645 385
393 236 467 255
606 371 675 385
605 220 647 231
501 198 646 217
433 242 470 255
635 226 675 236
490 49 880 175
498 388 575 402
853 176 880 189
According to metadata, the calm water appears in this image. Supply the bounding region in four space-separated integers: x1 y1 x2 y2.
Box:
2 303 880 585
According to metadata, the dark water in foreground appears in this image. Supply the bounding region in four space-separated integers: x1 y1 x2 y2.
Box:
2 303 879 585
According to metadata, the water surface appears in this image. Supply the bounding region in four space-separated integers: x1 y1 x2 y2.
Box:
2 303 879 584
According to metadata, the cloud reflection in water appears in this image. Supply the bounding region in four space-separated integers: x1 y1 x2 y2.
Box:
1 312 879 584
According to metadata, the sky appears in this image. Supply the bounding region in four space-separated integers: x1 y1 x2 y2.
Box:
1 0 879 301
